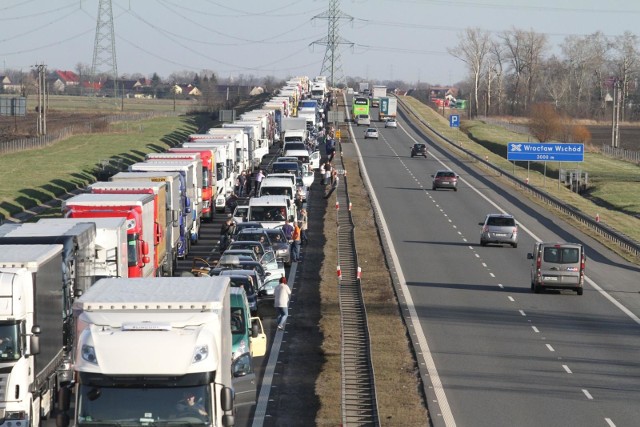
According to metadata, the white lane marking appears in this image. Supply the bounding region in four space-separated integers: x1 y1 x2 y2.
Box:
498 284 504 289
582 389 594 400
531 326 539 333
519 310 526 316
481 262 487 267
351 126 457 426
401 124 640 326
546 344 555 352
507 296 515 302
562 364 572 373
252 263 299 426
605 418 616 427
489 273 495 278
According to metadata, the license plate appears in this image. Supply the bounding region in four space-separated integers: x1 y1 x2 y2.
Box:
543 276 558 281
495 233 507 237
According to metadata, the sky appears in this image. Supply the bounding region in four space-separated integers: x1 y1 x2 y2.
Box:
2 0 640 86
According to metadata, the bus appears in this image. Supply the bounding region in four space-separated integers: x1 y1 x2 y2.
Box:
352 96 370 118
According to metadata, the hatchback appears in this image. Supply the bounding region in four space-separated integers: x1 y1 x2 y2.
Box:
356 114 371 126
385 119 397 128
479 214 518 248
364 128 379 139
411 143 427 158
431 170 458 191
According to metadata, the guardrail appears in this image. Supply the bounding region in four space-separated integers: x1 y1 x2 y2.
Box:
398 98 640 259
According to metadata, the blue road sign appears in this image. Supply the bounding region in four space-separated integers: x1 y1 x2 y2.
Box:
449 114 460 128
507 142 584 162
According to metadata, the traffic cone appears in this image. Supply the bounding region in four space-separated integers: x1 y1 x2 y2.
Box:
596 213 600 223
337 265 342 281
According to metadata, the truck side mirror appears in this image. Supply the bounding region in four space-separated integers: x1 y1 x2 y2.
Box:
527 253 534 260
30 335 40 355
221 386 234 412
185 197 192 214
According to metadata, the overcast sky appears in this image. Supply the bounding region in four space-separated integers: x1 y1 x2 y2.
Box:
2 0 640 86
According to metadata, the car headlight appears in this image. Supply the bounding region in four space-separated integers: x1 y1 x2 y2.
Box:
82 345 98 365
193 345 209 363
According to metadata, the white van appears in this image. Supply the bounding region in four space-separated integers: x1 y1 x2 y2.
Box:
259 177 296 200
247 195 297 229
527 242 586 295
283 148 321 171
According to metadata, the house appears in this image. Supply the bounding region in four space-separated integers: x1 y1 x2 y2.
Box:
0 75 22 94
173 84 201 97
50 70 80 93
429 86 459 100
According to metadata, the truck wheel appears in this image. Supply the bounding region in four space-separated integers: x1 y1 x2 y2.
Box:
577 288 584 296
534 284 542 294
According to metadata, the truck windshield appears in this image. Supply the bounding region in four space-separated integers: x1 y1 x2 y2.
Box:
202 167 211 188
0 322 21 361
77 385 211 425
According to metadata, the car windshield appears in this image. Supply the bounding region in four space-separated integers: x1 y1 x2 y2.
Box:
415 144 425 149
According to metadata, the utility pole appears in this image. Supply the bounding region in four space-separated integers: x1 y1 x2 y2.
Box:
33 63 47 135
311 0 353 88
612 79 621 148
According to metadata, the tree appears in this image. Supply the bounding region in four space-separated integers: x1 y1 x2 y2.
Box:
542 55 570 108
528 103 561 142
613 31 640 121
448 28 491 117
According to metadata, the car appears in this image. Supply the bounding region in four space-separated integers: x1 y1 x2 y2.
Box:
364 128 379 139
411 143 427 158
234 228 273 251
264 227 292 266
431 170 458 191
479 214 518 248
356 114 371 126
385 119 397 128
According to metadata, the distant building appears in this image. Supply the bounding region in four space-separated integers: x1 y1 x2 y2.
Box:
50 70 80 93
0 75 22 93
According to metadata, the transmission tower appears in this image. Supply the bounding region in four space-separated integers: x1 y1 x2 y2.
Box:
312 0 353 88
91 0 118 96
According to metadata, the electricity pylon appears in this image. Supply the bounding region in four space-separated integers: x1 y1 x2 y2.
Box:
312 0 353 88
91 0 118 97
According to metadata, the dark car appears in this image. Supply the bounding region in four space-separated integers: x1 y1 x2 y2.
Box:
224 274 259 315
234 228 273 251
431 170 459 191
411 143 427 158
264 227 292 266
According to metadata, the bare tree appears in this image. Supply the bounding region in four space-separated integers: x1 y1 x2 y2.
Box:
448 28 491 117
542 55 570 108
489 40 506 115
500 28 527 114
522 30 548 111
613 31 640 121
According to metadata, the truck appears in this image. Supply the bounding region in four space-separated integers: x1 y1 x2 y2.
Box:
0 221 98 296
130 160 202 245
88 180 173 277
58 277 235 427
379 96 398 121
358 81 369 94
168 147 216 223
37 217 129 279
371 85 387 108
110 171 188 260
0 244 72 426
310 81 326 101
181 140 235 213
63 193 155 278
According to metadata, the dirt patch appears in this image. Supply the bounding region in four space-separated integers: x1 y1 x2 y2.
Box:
0 111 112 142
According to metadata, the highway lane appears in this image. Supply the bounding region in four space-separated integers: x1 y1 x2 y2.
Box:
352 107 640 426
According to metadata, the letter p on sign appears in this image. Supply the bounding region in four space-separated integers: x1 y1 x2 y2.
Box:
449 114 460 128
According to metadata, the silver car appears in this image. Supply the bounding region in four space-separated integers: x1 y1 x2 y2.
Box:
479 214 518 248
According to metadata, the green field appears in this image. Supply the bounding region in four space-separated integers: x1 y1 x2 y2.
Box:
0 115 202 221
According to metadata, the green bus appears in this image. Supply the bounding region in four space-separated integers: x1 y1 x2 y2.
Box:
352 96 370 118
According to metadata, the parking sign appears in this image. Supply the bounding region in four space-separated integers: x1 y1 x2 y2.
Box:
449 114 460 128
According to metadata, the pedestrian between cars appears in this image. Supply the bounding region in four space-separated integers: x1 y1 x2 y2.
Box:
322 162 332 186
238 171 247 197
282 218 294 241
324 170 339 199
299 208 308 245
291 221 302 262
274 277 291 331
254 169 265 194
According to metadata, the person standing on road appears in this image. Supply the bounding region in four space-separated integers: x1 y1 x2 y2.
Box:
255 169 265 195
324 169 339 199
291 221 302 262
274 277 291 330
299 208 308 245
238 171 247 197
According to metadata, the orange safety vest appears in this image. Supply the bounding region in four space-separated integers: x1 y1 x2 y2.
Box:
292 225 301 241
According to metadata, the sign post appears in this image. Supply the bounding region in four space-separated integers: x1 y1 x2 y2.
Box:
449 114 460 146
507 142 585 187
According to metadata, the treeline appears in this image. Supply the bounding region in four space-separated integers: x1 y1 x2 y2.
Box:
449 27 640 121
